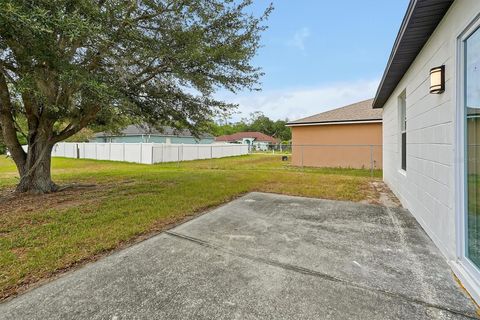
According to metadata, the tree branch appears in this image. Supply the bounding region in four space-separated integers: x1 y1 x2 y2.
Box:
0 71 26 171
51 105 101 143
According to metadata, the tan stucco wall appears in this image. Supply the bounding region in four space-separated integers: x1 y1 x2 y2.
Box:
290 122 382 169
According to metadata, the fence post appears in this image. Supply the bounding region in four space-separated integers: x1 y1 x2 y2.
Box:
177 145 180 166
140 143 143 163
301 145 304 168
151 144 154 164
370 145 373 178
210 145 213 159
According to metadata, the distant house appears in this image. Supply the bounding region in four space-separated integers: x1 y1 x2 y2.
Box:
287 99 382 169
214 131 278 151
93 125 214 144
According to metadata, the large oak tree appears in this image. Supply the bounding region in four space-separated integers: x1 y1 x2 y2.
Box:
0 0 271 193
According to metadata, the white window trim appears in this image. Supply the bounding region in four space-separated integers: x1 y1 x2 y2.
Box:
454 13 480 305
398 91 407 173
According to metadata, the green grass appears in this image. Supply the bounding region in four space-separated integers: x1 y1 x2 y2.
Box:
0 154 381 299
467 174 480 266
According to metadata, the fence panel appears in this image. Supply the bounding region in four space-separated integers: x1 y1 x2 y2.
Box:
150 143 248 163
152 144 164 163
212 145 229 158
95 143 110 161
182 145 198 161
52 143 77 158
22 142 248 164
197 145 213 160
139 144 151 164
124 144 142 163
109 143 125 162
51 143 64 157
21 142 381 170
65 143 78 158
82 143 96 159
162 144 181 163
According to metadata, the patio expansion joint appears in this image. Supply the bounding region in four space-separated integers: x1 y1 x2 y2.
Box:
165 230 480 320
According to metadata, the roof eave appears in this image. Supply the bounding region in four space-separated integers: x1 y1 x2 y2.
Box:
286 119 382 127
372 0 417 109
373 0 454 109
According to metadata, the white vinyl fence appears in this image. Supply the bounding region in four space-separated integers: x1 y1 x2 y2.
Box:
44 142 248 164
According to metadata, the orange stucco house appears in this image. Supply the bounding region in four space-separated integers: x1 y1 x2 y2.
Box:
286 99 382 169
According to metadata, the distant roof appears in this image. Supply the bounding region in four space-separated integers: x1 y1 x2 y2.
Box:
373 0 454 108
94 125 213 138
215 131 278 143
287 99 381 126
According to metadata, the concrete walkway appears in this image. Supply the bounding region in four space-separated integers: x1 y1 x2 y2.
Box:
0 192 478 319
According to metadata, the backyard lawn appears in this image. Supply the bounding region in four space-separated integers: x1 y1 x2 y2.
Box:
0 154 382 300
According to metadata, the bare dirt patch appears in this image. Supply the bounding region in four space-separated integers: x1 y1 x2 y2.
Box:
0 180 139 217
0 185 101 217
361 180 402 207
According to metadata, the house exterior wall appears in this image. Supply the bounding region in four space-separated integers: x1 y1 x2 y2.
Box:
381 0 480 302
214 138 275 151
93 135 214 144
290 122 382 169
252 141 270 151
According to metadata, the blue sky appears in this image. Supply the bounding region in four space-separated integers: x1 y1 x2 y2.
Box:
219 0 409 121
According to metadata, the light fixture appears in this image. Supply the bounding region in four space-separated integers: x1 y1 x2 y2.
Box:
430 65 445 94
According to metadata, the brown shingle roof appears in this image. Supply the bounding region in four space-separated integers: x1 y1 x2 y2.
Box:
287 99 382 126
215 131 278 143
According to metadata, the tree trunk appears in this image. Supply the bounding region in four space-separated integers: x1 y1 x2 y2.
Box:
16 141 57 194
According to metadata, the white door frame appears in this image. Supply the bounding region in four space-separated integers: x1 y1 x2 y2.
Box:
454 13 480 304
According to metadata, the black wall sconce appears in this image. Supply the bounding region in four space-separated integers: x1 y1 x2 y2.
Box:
430 65 445 94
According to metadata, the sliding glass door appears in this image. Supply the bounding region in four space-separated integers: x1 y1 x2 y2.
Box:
465 26 480 268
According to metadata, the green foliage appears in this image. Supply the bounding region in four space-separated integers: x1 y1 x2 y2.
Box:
207 121 248 137
0 0 272 142
64 128 95 142
209 112 292 142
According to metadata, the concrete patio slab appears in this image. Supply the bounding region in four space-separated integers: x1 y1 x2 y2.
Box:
0 192 478 319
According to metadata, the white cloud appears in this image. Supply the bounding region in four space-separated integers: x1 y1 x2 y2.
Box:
217 79 380 121
287 27 311 51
